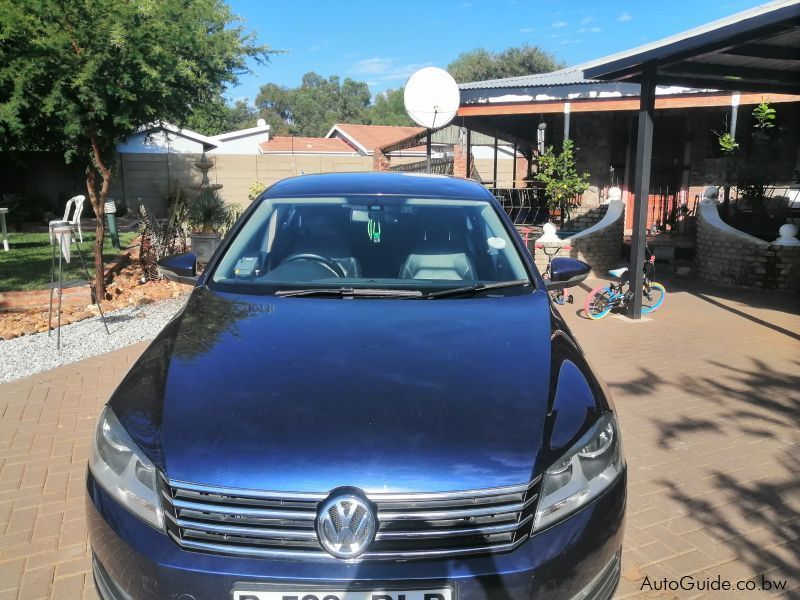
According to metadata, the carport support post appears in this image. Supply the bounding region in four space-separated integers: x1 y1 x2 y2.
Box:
426 128 432 173
628 72 656 319
465 129 472 178
493 134 499 187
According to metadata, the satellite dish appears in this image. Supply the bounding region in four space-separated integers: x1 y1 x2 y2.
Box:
404 67 460 130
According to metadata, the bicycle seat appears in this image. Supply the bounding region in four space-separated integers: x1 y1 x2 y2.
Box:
608 267 628 279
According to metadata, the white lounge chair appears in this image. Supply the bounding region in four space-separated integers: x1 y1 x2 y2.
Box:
49 194 85 243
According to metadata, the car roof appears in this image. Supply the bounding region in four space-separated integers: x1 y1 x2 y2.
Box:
264 172 495 201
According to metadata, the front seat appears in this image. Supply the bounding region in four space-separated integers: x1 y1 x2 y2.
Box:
284 210 361 277
399 220 476 281
399 253 475 280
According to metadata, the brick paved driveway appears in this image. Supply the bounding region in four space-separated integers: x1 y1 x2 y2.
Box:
1 277 798 599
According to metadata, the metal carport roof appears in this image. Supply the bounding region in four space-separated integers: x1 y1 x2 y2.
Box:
583 0 800 318
583 0 800 94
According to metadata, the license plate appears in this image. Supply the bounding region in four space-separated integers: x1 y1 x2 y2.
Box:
233 590 452 600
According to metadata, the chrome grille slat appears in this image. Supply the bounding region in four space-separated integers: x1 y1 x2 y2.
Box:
162 477 540 561
375 514 533 540
377 494 536 521
165 493 317 521
166 513 319 540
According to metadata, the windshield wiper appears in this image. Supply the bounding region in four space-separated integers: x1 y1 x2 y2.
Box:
424 279 531 299
275 287 424 298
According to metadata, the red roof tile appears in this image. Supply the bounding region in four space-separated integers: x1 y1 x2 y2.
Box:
331 124 425 153
259 136 357 154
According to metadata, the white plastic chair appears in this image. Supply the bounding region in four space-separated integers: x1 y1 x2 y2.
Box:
49 194 85 243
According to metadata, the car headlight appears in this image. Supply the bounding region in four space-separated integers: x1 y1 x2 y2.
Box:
89 406 164 529
533 412 623 531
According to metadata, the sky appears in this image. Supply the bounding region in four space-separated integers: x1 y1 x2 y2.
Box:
225 0 768 103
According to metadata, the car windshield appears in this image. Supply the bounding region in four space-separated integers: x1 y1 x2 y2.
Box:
209 196 531 296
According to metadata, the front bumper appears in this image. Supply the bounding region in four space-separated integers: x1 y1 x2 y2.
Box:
87 470 625 600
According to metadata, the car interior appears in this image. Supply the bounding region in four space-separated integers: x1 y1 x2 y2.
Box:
213 198 527 287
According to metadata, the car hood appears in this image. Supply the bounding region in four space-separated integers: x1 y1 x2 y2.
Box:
111 287 554 494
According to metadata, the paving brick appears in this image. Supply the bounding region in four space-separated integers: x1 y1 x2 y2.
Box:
2 280 799 598
18 565 54 599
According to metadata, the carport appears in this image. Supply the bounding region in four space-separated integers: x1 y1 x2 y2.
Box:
583 0 800 317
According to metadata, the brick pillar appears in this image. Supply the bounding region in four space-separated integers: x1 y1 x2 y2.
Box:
515 155 528 186
373 149 390 171
453 143 468 178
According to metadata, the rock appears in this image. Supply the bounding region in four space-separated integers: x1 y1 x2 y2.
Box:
21 327 37 336
135 297 154 306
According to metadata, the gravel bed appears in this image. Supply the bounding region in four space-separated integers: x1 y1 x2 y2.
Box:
0 297 188 384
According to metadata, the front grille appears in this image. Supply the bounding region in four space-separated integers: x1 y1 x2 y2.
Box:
161 476 540 561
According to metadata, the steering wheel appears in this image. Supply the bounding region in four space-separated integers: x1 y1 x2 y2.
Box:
282 253 345 278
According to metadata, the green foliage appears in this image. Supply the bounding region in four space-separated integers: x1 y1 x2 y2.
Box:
185 97 260 136
752 101 776 130
255 72 372 137
447 45 563 83
186 189 230 234
220 204 245 237
248 180 267 202
534 140 590 222
717 132 739 154
366 89 414 126
715 100 781 208
0 0 272 160
0 0 273 295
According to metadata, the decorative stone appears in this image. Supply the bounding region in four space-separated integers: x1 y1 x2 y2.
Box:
774 223 800 246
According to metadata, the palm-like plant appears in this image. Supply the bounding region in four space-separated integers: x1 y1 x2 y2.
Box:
186 189 230 234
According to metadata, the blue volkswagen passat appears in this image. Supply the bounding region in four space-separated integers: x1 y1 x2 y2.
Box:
87 173 625 600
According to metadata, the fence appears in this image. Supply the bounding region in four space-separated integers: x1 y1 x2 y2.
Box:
390 157 454 174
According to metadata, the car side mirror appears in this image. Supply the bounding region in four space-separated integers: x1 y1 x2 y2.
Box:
544 257 591 291
157 252 199 286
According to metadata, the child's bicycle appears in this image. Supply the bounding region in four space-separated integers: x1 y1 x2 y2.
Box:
535 242 575 305
584 252 666 319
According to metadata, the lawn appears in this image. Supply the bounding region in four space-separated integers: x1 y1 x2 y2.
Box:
0 231 138 292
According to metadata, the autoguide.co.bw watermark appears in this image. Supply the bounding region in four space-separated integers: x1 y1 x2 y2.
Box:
641 573 788 593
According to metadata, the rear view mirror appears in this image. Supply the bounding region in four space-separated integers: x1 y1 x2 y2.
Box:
157 252 198 286
544 257 591 291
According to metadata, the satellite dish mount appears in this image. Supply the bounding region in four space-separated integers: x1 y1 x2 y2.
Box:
404 67 460 173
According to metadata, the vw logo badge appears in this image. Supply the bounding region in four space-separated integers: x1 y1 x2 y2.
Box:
316 493 376 559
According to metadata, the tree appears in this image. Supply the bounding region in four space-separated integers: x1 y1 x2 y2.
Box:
366 88 414 126
254 72 372 137
186 97 260 136
535 140 590 226
448 45 563 83
254 83 294 135
0 0 272 298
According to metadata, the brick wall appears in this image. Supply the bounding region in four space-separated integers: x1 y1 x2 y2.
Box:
533 200 625 276
696 200 800 290
563 204 610 232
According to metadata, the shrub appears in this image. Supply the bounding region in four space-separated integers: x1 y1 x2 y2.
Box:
186 189 230 234
248 180 267 202
535 139 590 224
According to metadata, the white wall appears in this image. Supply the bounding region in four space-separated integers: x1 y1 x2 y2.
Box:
208 133 270 154
117 131 205 154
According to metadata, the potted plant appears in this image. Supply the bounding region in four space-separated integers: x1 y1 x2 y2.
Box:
535 139 590 228
186 189 230 263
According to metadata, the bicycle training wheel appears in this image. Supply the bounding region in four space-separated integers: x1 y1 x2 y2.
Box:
585 286 613 320
641 282 666 314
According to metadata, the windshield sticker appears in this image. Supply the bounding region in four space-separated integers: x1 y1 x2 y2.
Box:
368 217 381 243
488 237 507 249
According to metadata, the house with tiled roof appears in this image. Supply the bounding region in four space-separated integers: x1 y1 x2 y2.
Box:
259 136 358 155
326 124 450 158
